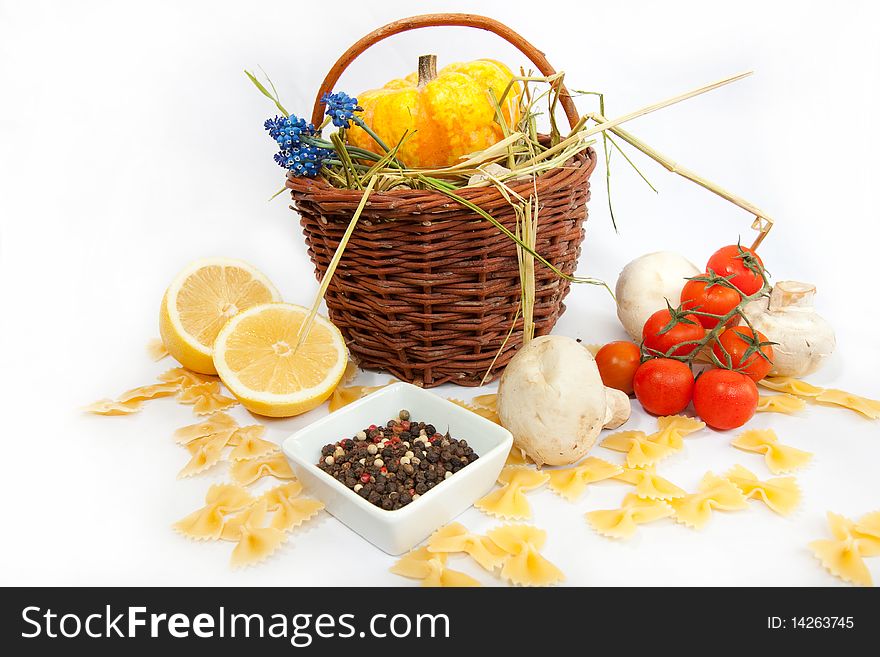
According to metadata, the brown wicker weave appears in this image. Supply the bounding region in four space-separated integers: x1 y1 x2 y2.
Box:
288 13 597 387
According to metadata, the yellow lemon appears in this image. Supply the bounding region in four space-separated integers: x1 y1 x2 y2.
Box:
213 303 347 417
159 258 281 374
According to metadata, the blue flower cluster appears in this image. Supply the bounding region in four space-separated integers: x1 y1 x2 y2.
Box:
264 115 331 176
321 91 363 129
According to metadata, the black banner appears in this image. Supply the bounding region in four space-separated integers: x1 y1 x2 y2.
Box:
1 587 874 653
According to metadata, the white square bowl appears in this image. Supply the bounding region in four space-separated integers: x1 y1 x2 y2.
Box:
282 382 512 555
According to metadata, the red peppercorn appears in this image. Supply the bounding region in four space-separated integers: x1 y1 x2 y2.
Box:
380 466 388 474
368 425 377 431
409 488 415 496
360 473 370 483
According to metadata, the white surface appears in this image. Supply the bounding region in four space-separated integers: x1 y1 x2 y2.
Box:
0 0 878 586
283 382 512 555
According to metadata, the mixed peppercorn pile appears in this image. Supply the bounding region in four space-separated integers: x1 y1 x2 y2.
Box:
317 410 479 511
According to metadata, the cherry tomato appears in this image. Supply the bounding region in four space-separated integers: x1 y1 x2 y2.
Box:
693 368 758 430
712 327 774 382
680 277 742 329
595 341 641 395
642 308 705 358
706 245 765 296
633 358 694 416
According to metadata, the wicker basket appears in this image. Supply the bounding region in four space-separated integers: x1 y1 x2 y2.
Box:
287 14 597 388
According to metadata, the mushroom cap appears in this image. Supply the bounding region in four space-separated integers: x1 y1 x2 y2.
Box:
498 335 607 466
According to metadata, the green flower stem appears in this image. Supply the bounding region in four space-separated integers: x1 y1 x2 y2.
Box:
351 116 393 155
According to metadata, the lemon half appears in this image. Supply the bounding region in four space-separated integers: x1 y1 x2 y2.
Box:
213 303 348 417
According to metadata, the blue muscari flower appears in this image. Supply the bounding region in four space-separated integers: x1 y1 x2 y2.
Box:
275 143 333 177
264 114 316 149
321 91 363 129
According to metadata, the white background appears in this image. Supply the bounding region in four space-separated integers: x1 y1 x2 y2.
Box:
1 0 878 587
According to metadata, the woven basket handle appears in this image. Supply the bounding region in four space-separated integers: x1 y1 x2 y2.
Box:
310 13 579 129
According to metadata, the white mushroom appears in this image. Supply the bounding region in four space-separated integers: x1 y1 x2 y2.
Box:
742 280 836 377
497 335 632 466
615 251 701 340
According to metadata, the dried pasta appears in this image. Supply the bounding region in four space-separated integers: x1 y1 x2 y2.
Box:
448 398 501 424
723 464 801 516
146 338 169 361
328 381 392 412
174 413 239 445
669 472 748 529
390 547 480 587
228 425 278 461
83 398 145 415
427 523 507 572
758 376 824 397
475 466 549 520
815 389 880 420
504 447 531 467
177 381 238 415
85 382 179 415
231 452 296 486
809 511 879 587
756 394 807 415
158 367 217 389
730 429 812 474
486 524 564 587
261 482 324 532
547 457 623 502
613 465 686 501
601 430 674 469
471 393 498 412
586 493 674 539
229 499 288 569
178 431 235 478
173 484 254 540
651 415 705 450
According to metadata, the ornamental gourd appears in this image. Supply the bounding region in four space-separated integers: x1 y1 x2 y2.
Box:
347 55 521 168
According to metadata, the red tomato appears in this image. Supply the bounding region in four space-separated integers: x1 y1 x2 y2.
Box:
693 368 758 430
633 358 694 416
706 245 765 296
680 277 742 329
642 308 705 358
595 341 641 395
712 327 774 382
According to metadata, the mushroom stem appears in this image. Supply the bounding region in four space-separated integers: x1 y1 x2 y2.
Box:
603 387 632 430
418 54 438 87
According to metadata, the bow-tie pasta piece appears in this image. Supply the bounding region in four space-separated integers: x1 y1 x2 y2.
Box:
505 446 532 467
487 524 564 587
854 511 880 557
146 337 170 361
261 483 325 532
547 457 623 502
756 394 807 415
475 466 550 519
669 472 748 529
758 376 825 397
83 398 145 415
117 383 181 403
390 547 480 587
178 381 238 415
651 415 705 450
178 430 236 478
328 382 392 412
809 512 877 587
613 466 686 501
228 425 279 461
231 452 296 486
723 464 801 516
601 430 674 468
731 429 813 474
448 398 501 425
173 484 254 540
229 499 288 569
158 367 218 389
586 493 674 539
174 413 239 445
815 389 880 420
471 393 498 412
427 523 507 572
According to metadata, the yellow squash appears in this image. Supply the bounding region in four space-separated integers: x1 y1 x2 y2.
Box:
348 55 521 168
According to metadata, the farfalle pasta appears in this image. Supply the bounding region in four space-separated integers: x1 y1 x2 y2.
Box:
723 464 801 516
390 547 480 587
158 367 217 389
815 389 880 420
613 465 686 501
231 452 296 486
651 415 705 450
475 466 549 519
173 484 254 541
85 382 179 415
261 482 324 532
758 376 824 397
146 338 170 361
547 457 623 502
427 523 507 572
756 394 807 414
486 524 564 587
228 499 288 569
471 393 498 412
229 425 279 461
809 511 880 586
174 413 239 445
586 493 674 539
730 429 813 474
669 472 748 529
328 381 393 412
448 398 500 424
177 381 238 415
504 447 531 467
600 430 673 468
178 430 235 478
83 398 145 415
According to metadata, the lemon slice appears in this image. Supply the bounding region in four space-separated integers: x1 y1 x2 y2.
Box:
213 303 348 417
159 258 281 374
